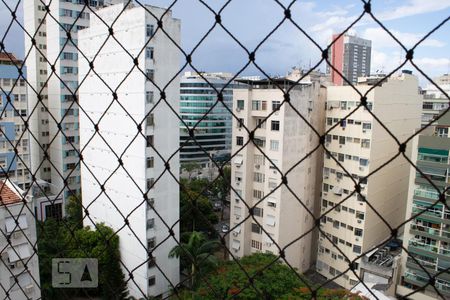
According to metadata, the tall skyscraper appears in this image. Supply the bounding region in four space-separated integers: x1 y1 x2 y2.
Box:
78 3 180 298
23 0 119 199
0 179 41 300
328 33 371 86
229 77 326 272
180 72 234 167
0 53 31 190
316 72 421 289
397 112 450 299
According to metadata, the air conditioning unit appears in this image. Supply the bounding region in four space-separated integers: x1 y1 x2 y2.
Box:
339 145 342 148
362 130 367 133
319 237 324 242
357 220 362 224
236 216 240 220
337 179 340 182
325 143 330 147
25 285 33 294
324 175 329 179
355 238 359 242
233 232 238 237
236 107 241 112
359 167 364 171
255 164 260 169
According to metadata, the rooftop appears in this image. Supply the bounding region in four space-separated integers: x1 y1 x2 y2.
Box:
0 52 22 65
0 180 24 206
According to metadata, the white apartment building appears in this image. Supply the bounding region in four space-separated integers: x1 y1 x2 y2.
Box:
316 71 422 289
229 78 326 272
0 180 40 300
0 54 31 190
23 0 121 200
78 3 180 298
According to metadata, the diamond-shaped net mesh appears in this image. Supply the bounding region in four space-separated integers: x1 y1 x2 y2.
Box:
0 0 449 299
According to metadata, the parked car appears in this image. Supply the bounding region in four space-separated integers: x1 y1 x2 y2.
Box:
213 201 222 211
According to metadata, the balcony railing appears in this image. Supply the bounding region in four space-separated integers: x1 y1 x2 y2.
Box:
414 189 439 200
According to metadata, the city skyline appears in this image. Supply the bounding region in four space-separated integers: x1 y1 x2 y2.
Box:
1 0 449 84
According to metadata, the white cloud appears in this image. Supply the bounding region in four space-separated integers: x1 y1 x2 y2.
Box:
362 27 446 49
414 57 450 69
376 0 450 21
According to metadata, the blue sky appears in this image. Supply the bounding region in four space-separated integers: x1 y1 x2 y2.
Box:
1 0 449 86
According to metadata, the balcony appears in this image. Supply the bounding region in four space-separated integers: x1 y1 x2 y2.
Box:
414 189 439 200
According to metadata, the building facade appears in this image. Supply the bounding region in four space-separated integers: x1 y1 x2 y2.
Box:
229 78 326 272
397 112 450 299
180 72 234 167
316 72 421 289
328 34 371 86
420 74 450 127
0 53 31 190
78 3 180 298
0 180 40 300
23 0 121 199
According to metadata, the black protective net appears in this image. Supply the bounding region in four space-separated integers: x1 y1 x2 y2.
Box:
0 0 449 299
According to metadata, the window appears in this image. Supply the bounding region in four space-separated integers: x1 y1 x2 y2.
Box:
146 135 154 147
270 140 279 151
146 69 154 81
147 237 156 250
338 153 344 162
45 203 63 220
146 157 154 168
253 172 265 183
436 127 449 137
271 120 280 131
326 118 332 126
355 228 363 237
362 123 371 130
353 245 361 254
146 47 154 59
238 118 244 128
236 136 243 146
251 223 261 234
146 218 155 229
339 136 345 145
359 158 369 166
237 100 244 109
146 91 154 104
148 276 156 286
253 207 263 217
147 114 154 126
148 257 156 268
146 178 155 190
272 101 281 111
361 139 370 148
251 240 262 250
255 118 265 129
146 24 155 37
253 189 263 199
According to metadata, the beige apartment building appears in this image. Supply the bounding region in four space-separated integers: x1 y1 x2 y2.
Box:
316 71 422 289
229 77 326 272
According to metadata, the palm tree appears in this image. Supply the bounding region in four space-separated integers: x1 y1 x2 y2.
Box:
169 231 220 288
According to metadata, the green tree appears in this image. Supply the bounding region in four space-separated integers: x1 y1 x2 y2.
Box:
65 195 83 228
182 162 201 180
169 231 220 288
194 253 302 299
67 224 129 300
211 165 231 220
37 195 129 299
180 178 218 235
